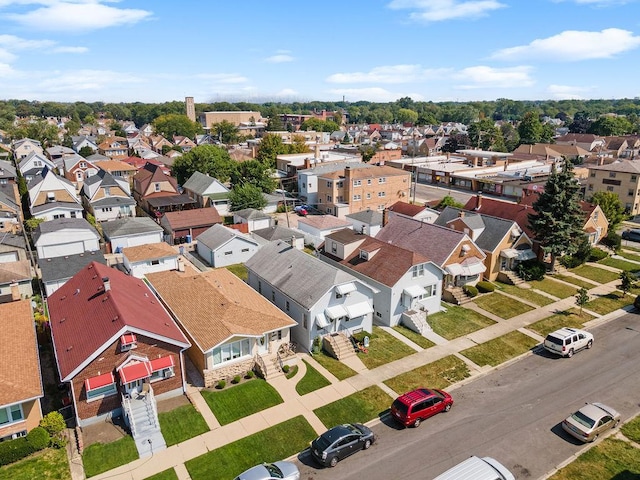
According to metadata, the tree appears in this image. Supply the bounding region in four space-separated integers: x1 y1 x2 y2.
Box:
230 159 277 193
436 195 464 210
517 111 544 145
78 146 94 158
528 162 586 272
289 134 310 154
620 270 635 297
575 287 589 315
25 217 45 232
152 114 202 139
568 112 592 134
8 119 60 147
359 143 380 163
590 191 625 230
300 118 340 132
589 116 633 136
211 120 239 144
171 145 236 185
396 108 419 124
266 115 284 131
228 183 267 211
256 133 286 168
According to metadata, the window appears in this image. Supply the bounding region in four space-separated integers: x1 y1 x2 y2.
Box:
241 248 249 252
86 383 117 401
150 259 160 265
367 179 372 185
629 190 634 196
353 179 361 187
120 334 137 352
607 186 614 192
211 339 252 365
271 291 275 302
70 212 77 218
278 330 283 340
303 314 308 329
47 192 55 201
366 193 371 199
378 177 386 184
326 181 332 187
79 162 87 168
337 181 343 188
327 195 332 202
101 207 113 212
378 204 385 210
104 187 111 196
590 172 596 178
0 404 24 426
587 184 593 191
412 264 425 277
154 183 161 192
286 301 290 311
378 191 386 197
331 242 337 253
53 214 64 219
224 250 232 255
609 172 617 178
353 194 361 201
632 175 638 182
34 160 42 167
150 367 174 382
258 281 262 294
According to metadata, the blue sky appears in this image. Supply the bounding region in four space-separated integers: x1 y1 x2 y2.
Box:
1 0 640 104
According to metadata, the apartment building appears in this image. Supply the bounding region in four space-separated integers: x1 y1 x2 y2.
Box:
587 160 640 214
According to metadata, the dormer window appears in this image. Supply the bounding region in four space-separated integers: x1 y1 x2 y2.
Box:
47 192 55 202
359 250 369 260
154 183 161 192
120 333 137 352
80 162 87 168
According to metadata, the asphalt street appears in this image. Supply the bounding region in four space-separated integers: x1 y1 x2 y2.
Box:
295 313 640 480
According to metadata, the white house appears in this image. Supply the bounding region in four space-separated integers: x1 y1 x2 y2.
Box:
33 218 101 260
196 224 261 268
232 208 273 232
28 169 83 222
245 240 376 353
296 215 352 248
81 170 136 222
101 217 165 253
39 251 107 297
18 152 55 182
122 242 180 278
345 210 383 237
251 225 305 250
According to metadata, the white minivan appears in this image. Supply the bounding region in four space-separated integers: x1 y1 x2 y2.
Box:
433 456 515 480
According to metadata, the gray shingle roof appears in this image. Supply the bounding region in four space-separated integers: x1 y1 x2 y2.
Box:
234 208 271 220
197 224 257 250
91 196 136 208
39 250 107 283
345 209 383 226
32 217 97 243
252 225 304 242
182 171 223 195
434 206 516 252
245 240 357 309
101 216 163 239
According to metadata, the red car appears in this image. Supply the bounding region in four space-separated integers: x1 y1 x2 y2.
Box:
391 388 453 427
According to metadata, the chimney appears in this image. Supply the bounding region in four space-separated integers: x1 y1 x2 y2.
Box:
314 144 320 160
102 277 111 292
304 158 311 169
10 282 20 301
290 236 297 248
382 208 389 227
475 192 482 211
458 210 465 218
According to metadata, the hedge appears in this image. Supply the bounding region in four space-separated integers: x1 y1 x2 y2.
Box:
476 281 495 293
0 427 50 466
463 285 478 297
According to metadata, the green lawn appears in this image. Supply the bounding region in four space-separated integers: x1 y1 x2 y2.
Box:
392 325 435 349
495 282 554 306
355 326 417 369
200 379 283 426
548 438 640 480
569 265 621 284
313 385 392 428
82 436 138 478
527 308 595 337
427 305 496 340
598 257 640 273
0 448 70 480
185 416 316 480
618 250 640 262
158 404 209 447
472 293 535 319
224 263 248 281
296 360 331 396
585 292 635 315
529 278 578 299
550 273 598 290
621 414 640 443
460 331 540 367
312 350 357 380
384 355 471 394
144 469 179 480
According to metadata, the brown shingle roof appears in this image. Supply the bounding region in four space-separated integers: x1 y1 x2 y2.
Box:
161 207 222 231
297 215 351 230
0 300 43 405
388 201 426 217
122 242 177 262
0 260 31 284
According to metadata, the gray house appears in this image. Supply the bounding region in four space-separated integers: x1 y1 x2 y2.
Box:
182 171 230 214
196 224 261 268
245 240 375 353
39 250 107 296
251 225 305 250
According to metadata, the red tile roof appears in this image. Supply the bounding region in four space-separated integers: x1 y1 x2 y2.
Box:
48 261 188 380
388 201 426 217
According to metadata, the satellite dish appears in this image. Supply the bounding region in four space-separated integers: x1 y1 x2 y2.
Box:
532 185 538 191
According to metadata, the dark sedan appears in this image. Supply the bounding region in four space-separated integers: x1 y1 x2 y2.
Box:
310 423 375 468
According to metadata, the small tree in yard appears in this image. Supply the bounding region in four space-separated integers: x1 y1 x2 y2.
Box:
619 271 635 297
575 287 589 315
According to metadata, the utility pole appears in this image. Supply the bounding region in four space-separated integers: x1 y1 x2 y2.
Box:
412 130 417 204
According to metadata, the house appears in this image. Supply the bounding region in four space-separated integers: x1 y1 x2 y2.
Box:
18 152 55 182
172 136 196 153
81 170 136 222
123 156 171 176
122 242 180 278
47 262 190 456
587 160 640 215
71 135 98 154
581 202 609 245
319 229 444 330
160 207 222 245
0 300 43 441
85 153 109 164
147 268 296 385
97 137 129 159
245 240 376 353
101 217 164 253
251 225 305 250
387 200 439 223
0 233 28 265
97 160 138 185
0 259 32 300
46 145 76 163
232 208 273 233
27 168 83 221
345 209 383 237
0 159 18 184
61 155 99 187
297 215 352 248
33 218 101 260
133 162 195 217
12 138 44 160
196 224 261 267
555 133 605 153
434 206 535 282
39 250 107 297
376 211 486 304
0 184 22 233
182 171 231 214
297 160 366 206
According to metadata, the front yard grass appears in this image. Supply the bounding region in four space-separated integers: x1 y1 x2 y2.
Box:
296 360 331 396
472 293 535 319
460 331 539 367
550 273 598 290
526 308 595 337
528 278 577 299
598 257 640 273
585 292 635 315
392 325 435 349
383 355 471 394
82 436 138 478
144 469 179 480
569 265 620 284
224 263 247 281
158 404 209 447
200 379 283 426
619 249 640 262
621 414 640 443
427 305 496 340
185 416 316 480
0 448 70 480
313 385 392 428
312 350 357 380
495 282 554 306
355 326 417 369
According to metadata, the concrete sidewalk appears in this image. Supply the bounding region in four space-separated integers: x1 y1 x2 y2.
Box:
90 273 630 480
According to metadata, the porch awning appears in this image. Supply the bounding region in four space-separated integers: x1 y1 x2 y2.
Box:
460 259 486 276
445 263 464 276
336 282 357 295
85 372 115 391
500 248 519 259
403 285 427 298
150 355 175 372
120 333 137 346
325 304 348 320
118 361 152 383
315 313 330 329
346 302 373 319
516 249 536 261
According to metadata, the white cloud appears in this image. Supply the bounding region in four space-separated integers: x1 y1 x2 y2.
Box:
492 28 640 61
0 49 16 63
453 65 534 89
6 1 152 32
0 62 15 77
52 46 88 54
0 34 54 50
275 88 298 97
36 69 145 93
326 64 450 84
553 0 635 5
194 73 248 84
387 0 506 22
327 87 424 102
547 84 593 100
265 54 294 63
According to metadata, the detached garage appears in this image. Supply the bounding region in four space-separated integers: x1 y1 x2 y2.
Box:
160 207 222 245
33 218 101 260
101 217 164 253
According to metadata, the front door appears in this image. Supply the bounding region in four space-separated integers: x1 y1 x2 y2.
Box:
258 334 269 354
125 379 143 396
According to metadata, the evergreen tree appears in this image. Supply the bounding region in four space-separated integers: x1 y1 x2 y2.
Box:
517 111 543 145
266 115 284 131
528 162 585 272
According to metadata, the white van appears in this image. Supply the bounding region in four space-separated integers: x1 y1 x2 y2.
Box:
433 456 515 480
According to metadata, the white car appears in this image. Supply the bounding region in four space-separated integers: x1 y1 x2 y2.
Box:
543 327 593 358
233 462 300 480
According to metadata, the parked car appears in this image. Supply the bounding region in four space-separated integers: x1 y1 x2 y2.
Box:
433 456 515 480
622 229 640 242
543 327 593 358
562 402 621 443
310 423 375 467
391 388 453 427
294 205 308 216
233 461 300 480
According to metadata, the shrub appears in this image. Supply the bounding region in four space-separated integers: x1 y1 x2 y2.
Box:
216 380 226 389
588 248 608 262
516 259 546 281
602 230 621 251
634 295 640 311
0 437 34 466
231 375 241 384
476 281 495 293
26 427 50 451
244 370 255 379
463 285 478 297
40 411 66 437
282 365 290 373
559 255 583 269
